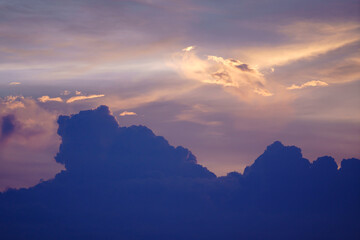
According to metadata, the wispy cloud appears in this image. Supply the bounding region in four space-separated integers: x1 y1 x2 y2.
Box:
287 80 328 90
66 94 105 103
119 111 137 116
238 22 360 68
254 88 274 96
38 96 63 103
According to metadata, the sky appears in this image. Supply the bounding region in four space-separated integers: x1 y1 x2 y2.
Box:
0 0 359 190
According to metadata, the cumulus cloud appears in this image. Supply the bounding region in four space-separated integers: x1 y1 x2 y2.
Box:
172 47 273 97
66 94 105 103
37 96 63 103
2 96 25 110
119 111 137 116
55 105 214 178
0 106 359 239
287 80 329 90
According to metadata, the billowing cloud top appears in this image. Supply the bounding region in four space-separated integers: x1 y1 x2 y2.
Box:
55 105 215 179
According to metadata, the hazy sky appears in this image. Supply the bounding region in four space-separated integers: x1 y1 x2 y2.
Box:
0 0 359 190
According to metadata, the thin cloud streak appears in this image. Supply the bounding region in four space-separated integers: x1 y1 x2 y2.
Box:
8 82 21 85
119 111 137 116
238 22 360 68
66 94 105 103
287 80 328 90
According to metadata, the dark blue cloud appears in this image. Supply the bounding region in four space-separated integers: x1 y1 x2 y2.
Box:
0 106 359 239
55 105 215 179
0 114 15 143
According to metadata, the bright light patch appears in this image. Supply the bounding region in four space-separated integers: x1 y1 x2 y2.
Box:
119 111 137 116
182 46 195 52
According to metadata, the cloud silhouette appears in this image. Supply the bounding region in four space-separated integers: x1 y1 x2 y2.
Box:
55 105 215 179
0 106 359 240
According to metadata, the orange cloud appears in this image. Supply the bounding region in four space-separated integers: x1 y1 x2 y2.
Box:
171 47 273 97
66 94 105 103
119 111 137 116
38 96 63 103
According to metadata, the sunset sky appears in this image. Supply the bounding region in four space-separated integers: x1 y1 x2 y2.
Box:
0 0 359 190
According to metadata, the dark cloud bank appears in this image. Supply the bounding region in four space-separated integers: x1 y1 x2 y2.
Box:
0 106 359 239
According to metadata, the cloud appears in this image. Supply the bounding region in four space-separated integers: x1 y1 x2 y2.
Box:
61 90 71 96
8 82 21 85
182 46 195 52
1 96 25 110
66 94 105 103
37 96 63 103
119 111 137 116
287 80 328 90
0 115 16 144
75 90 82 95
172 47 273 97
0 96 63 190
253 88 274 96
55 105 214 178
238 22 360 68
0 106 359 239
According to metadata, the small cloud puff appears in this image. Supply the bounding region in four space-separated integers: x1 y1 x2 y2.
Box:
61 90 71 96
119 111 137 116
182 46 195 52
66 94 105 103
38 96 63 103
287 80 328 90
